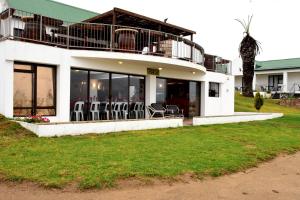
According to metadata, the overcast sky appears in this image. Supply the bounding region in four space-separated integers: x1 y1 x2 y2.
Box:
55 0 300 61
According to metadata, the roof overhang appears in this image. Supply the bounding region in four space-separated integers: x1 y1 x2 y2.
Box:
84 7 196 36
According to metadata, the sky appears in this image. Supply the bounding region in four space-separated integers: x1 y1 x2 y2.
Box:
55 0 300 61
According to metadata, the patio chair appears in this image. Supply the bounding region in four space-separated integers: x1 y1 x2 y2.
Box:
112 102 122 120
99 102 109 120
131 102 141 119
147 103 166 118
139 103 145 118
166 105 184 118
121 103 128 120
71 101 84 121
89 101 100 121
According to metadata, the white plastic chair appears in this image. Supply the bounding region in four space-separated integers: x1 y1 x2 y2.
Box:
112 102 121 120
139 102 145 118
100 102 109 120
71 101 84 121
131 102 140 119
121 103 128 120
89 101 100 121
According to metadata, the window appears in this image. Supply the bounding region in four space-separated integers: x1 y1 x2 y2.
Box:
70 68 145 120
268 75 283 91
209 82 220 97
189 82 201 117
13 63 56 116
156 78 167 104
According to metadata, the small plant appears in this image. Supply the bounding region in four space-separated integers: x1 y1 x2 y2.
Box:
254 92 264 111
16 115 50 123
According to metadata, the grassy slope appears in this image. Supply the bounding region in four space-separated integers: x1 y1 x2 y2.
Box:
0 94 299 189
235 93 300 114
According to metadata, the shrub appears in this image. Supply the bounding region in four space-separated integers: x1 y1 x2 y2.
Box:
16 115 50 123
254 92 264 111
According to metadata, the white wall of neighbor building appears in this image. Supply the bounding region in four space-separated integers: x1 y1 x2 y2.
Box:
0 40 235 121
287 72 300 92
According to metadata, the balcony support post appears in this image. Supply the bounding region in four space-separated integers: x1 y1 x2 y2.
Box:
39 15 43 41
148 29 151 53
110 25 113 51
190 34 193 62
67 24 70 49
176 36 179 58
8 8 11 38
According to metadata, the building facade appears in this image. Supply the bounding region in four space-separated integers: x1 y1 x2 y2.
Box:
0 0 234 123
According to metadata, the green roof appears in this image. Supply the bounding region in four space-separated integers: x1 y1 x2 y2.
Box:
255 58 300 71
6 0 99 22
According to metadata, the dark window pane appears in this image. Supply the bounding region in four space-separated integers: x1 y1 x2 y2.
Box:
156 78 167 104
89 71 109 102
111 74 128 102
14 72 33 108
209 82 220 97
70 69 88 104
129 76 145 119
189 82 200 117
37 67 55 107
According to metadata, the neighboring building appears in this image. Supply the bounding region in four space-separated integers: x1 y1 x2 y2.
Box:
0 0 234 123
234 58 300 97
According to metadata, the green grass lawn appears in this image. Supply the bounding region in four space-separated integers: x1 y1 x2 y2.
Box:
0 94 300 189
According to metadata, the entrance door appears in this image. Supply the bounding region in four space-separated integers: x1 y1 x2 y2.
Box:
156 78 201 117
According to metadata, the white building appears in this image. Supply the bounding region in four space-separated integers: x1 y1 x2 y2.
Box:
234 58 300 98
0 0 234 125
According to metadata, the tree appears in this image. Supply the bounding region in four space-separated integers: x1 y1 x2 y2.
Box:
236 16 261 97
254 92 264 111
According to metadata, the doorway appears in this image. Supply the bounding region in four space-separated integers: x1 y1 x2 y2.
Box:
156 78 201 117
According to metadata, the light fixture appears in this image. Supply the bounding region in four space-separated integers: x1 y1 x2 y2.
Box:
158 67 163 71
75 70 79 72
118 61 123 65
92 82 96 88
192 71 196 75
159 84 163 88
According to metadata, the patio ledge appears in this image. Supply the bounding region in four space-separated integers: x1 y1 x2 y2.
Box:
193 112 283 126
18 118 183 137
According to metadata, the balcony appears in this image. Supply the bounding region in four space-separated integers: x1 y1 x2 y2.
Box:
0 8 231 74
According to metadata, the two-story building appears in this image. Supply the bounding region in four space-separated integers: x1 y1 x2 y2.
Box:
0 0 234 126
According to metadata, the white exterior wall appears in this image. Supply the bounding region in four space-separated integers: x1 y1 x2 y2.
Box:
255 74 269 90
201 72 234 116
0 40 235 121
235 75 243 89
287 72 300 92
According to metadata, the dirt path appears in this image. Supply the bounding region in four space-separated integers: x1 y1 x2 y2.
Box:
1 152 300 200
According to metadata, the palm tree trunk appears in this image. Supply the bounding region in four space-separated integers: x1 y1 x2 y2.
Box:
242 60 254 97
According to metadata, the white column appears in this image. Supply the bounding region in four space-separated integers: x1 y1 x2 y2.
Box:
200 81 208 117
1 60 14 118
283 72 288 93
252 73 256 91
56 58 71 122
145 75 156 118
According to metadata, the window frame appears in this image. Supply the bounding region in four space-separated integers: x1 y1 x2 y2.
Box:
209 82 220 97
13 62 57 117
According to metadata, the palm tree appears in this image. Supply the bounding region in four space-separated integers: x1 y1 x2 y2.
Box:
236 16 260 97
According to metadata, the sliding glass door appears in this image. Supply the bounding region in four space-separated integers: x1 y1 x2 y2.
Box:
70 68 145 121
156 78 201 117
